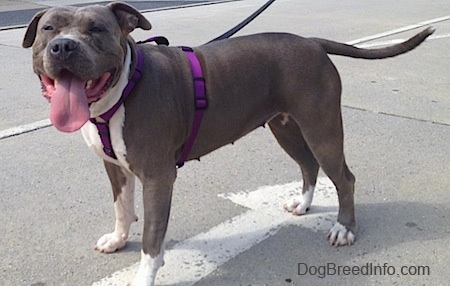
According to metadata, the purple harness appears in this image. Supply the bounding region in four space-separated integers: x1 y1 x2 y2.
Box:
89 37 207 168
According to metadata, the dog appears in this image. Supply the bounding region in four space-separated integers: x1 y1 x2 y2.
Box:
22 2 433 285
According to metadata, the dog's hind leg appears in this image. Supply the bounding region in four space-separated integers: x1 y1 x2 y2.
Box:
290 105 356 246
269 114 320 215
95 161 138 253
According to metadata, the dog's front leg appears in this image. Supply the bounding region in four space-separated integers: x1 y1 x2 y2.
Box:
130 169 176 286
95 161 138 253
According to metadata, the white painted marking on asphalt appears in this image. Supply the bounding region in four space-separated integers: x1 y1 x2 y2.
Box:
93 177 338 286
346 15 450 45
0 119 51 140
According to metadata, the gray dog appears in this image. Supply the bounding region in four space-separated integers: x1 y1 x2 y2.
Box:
22 2 433 285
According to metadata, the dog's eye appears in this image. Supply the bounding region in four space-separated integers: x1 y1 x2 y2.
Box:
89 26 105 33
43 25 54 31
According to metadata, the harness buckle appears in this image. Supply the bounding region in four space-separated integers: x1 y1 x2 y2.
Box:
195 97 208 110
193 77 207 110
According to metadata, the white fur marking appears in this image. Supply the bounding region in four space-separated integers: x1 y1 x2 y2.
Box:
95 171 137 253
280 112 290 126
327 222 355 246
283 185 315 215
81 45 132 171
58 34 78 40
130 250 164 286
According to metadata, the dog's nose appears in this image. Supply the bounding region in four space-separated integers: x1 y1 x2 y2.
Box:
49 38 78 60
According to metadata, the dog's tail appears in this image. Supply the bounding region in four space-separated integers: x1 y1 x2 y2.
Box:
311 27 434 59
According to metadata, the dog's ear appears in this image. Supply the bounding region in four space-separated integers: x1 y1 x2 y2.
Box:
22 9 47 48
108 2 151 34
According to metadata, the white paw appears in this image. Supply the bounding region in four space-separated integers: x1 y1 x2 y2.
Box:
327 222 355 246
128 250 164 286
283 198 310 215
95 232 127 253
284 185 314 215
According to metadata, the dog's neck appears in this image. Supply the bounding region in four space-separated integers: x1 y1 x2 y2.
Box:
88 43 132 119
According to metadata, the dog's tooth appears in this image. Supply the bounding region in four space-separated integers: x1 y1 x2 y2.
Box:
86 80 93 89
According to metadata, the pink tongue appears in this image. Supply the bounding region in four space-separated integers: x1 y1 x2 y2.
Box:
50 73 90 132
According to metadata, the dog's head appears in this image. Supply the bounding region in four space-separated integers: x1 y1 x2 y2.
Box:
22 2 151 132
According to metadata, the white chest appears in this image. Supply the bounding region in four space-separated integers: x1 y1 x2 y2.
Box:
81 106 131 171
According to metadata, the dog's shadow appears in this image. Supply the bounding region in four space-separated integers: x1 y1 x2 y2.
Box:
125 199 449 251
119 199 449 285
167 200 449 250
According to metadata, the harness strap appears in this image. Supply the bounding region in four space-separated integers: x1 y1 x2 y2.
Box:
89 48 144 159
89 37 207 168
177 47 208 168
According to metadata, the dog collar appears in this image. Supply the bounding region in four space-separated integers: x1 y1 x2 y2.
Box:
89 38 208 168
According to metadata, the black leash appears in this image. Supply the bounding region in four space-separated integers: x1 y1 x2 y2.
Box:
206 0 276 44
145 0 276 46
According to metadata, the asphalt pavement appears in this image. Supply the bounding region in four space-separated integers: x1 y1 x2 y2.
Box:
0 0 233 28
0 0 449 285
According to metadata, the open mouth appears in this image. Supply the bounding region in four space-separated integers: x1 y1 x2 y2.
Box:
40 70 112 104
39 70 112 133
